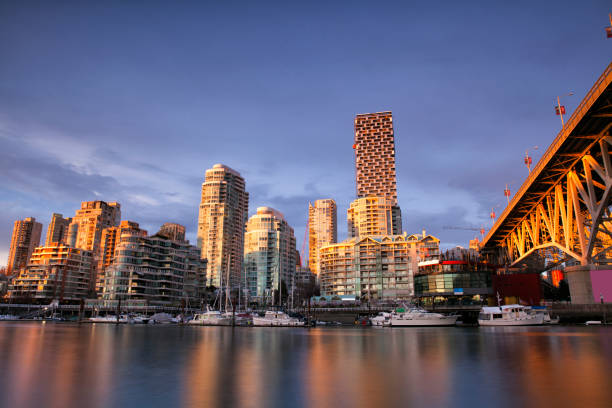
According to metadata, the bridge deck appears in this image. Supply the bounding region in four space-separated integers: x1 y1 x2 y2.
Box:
482 62 612 250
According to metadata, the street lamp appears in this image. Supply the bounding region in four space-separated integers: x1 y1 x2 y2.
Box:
555 92 574 128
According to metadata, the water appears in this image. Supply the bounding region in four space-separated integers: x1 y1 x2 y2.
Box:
1 323 611 408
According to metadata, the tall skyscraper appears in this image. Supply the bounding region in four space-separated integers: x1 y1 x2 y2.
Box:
69 201 121 292
243 207 296 302
158 222 186 242
198 164 249 288
6 217 42 274
308 199 337 276
45 213 72 246
347 197 396 238
70 201 121 253
354 111 402 234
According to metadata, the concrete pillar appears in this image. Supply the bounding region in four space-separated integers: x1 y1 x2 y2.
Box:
566 265 595 304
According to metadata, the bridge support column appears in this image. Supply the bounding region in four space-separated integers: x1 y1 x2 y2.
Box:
566 265 612 304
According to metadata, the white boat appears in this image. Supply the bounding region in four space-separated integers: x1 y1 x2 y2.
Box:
89 315 120 323
0 314 19 321
370 312 392 327
188 308 231 326
252 311 305 327
528 307 560 325
389 308 458 327
478 305 544 326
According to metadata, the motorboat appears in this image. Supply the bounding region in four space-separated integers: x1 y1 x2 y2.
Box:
389 308 458 327
528 306 560 325
370 312 392 327
252 311 305 327
478 305 544 326
89 315 120 323
188 308 231 326
0 314 19 321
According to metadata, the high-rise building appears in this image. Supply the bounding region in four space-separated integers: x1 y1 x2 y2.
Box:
6 217 43 275
100 231 207 306
158 222 186 242
70 201 121 253
197 164 249 288
243 207 297 303
354 111 402 233
9 244 93 301
347 197 396 238
69 201 120 292
308 199 337 276
97 221 147 292
45 213 72 246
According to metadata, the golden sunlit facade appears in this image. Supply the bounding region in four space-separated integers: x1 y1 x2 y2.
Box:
45 213 72 246
308 199 337 276
69 201 121 253
354 111 402 234
8 244 93 301
347 196 397 238
7 217 42 275
197 164 249 288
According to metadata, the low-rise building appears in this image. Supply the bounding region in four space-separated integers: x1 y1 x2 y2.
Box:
320 233 435 300
8 244 93 302
414 246 493 304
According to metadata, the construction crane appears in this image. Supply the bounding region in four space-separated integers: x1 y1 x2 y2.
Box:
443 226 485 239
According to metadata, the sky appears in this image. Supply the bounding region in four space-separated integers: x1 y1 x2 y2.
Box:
0 0 610 265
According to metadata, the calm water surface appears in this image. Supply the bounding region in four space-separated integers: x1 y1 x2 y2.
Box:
1 322 611 408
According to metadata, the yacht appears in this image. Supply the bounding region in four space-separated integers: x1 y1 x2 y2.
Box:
389 308 459 327
478 305 544 326
370 312 392 327
252 311 305 327
188 308 231 326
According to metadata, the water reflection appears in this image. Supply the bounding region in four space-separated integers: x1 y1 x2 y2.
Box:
0 323 611 407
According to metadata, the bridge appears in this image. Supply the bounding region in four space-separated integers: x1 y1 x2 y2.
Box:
481 62 612 302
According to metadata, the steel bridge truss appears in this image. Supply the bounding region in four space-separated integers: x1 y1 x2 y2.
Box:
505 129 612 266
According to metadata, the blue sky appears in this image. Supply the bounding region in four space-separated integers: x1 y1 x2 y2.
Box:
1 0 610 265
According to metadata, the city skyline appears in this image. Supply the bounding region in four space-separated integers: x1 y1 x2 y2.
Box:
1 1 611 265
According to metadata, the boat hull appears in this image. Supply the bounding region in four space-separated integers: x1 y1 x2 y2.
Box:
252 317 305 327
390 316 458 327
478 315 544 326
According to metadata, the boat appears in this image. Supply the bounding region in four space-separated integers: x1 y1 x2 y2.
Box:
148 312 175 324
188 307 231 326
252 311 305 327
528 306 560 325
0 314 19 321
478 305 544 326
389 307 458 327
89 315 120 323
370 312 392 327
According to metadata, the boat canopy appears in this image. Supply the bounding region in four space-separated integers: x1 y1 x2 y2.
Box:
481 307 501 313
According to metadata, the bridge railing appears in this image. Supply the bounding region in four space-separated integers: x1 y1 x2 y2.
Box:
483 62 612 247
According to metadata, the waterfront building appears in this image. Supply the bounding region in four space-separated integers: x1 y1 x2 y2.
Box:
101 230 207 306
69 201 121 253
243 207 297 303
354 111 402 234
45 213 72 246
414 245 493 304
308 199 337 276
97 221 147 292
8 244 93 301
197 164 249 288
347 196 397 238
6 217 43 275
158 222 186 242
